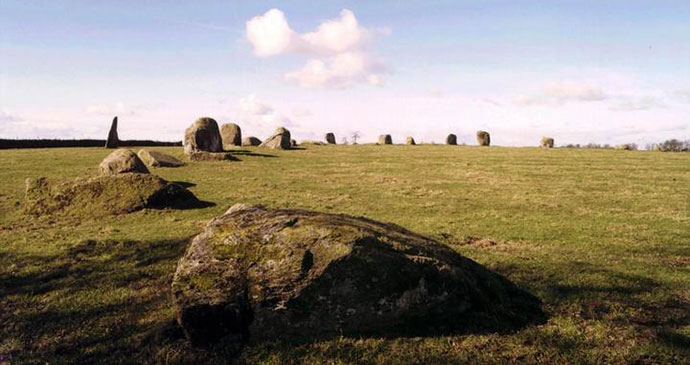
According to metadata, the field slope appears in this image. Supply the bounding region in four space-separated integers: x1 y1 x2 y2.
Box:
1 145 689 364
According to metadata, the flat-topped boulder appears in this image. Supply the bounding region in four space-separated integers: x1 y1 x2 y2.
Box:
172 205 545 345
138 149 184 167
259 127 291 150
220 123 242 149
184 117 223 155
187 151 237 161
99 149 149 176
24 174 203 217
242 137 262 147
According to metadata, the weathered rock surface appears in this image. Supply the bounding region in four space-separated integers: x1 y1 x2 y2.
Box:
540 137 554 149
99 149 150 176
220 123 242 149
378 134 393 145
242 137 262 147
172 205 544 345
325 133 336 144
477 131 491 146
184 118 223 155
446 134 457 145
138 149 184 167
187 151 237 161
406 137 416 145
105 116 119 149
259 127 291 150
25 174 203 217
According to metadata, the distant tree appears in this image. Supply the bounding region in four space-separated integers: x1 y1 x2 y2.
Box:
341 137 349 145
350 131 361 144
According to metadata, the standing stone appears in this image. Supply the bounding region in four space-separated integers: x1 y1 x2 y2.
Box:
540 137 554 149
183 117 223 155
476 131 491 146
378 134 393 145
220 123 242 149
325 133 336 144
105 116 119 148
259 127 291 150
99 149 149 176
406 137 416 145
446 134 457 145
242 137 262 146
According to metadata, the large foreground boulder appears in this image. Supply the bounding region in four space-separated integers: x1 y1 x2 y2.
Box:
220 123 242 149
187 151 237 161
378 134 393 145
477 131 491 146
446 134 457 145
105 116 119 148
184 117 223 155
325 133 336 144
259 127 291 150
242 137 262 147
172 205 545 345
540 137 554 149
99 149 149 176
24 174 203 217
138 149 184 167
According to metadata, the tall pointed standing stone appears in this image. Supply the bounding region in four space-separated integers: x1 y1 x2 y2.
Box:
105 116 119 148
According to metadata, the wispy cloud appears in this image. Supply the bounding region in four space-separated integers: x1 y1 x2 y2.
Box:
516 81 609 106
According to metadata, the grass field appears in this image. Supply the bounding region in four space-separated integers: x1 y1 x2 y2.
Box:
1 145 689 364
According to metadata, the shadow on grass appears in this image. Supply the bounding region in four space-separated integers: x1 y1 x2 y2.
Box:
491 260 690 355
0 238 219 363
225 149 277 158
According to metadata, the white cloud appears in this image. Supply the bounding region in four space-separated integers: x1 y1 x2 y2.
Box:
516 81 609 106
246 9 294 57
237 94 294 130
246 9 387 88
671 90 690 103
284 52 385 88
238 94 274 115
610 96 665 111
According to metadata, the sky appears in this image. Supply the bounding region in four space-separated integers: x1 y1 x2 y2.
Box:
1 0 689 146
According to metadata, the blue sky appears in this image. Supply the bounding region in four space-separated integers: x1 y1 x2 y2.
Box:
1 1 688 145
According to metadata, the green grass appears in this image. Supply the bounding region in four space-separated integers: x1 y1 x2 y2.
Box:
1 145 689 364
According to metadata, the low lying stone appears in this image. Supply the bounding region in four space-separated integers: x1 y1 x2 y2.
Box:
476 131 491 146
446 134 457 145
99 149 149 176
25 174 202 217
242 137 262 147
172 205 545 346
187 152 237 161
138 149 184 167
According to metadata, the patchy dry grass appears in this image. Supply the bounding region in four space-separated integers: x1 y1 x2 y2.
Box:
1 145 689 364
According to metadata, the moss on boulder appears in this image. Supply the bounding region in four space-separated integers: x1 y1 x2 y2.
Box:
172 205 545 346
24 174 202 217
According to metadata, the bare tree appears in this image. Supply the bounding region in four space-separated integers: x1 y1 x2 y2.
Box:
350 131 362 144
341 136 349 145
